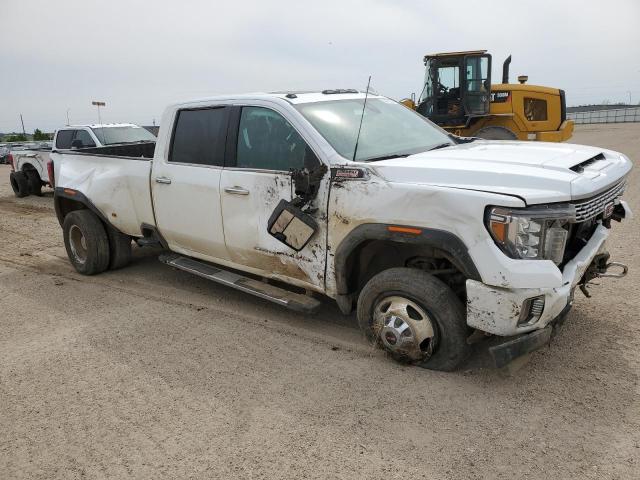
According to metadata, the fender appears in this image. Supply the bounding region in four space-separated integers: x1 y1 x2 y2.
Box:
53 187 121 232
333 223 481 295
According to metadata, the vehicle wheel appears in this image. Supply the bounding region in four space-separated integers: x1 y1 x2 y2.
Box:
63 210 110 275
25 169 43 196
357 267 471 371
106 226 132 270
474 126 518 140
9 171 30 198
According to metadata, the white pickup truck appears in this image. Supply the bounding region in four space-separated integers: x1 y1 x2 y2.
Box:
51 90 632 370
9 123 156 197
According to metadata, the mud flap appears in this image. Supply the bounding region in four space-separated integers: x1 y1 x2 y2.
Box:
267 199 318 252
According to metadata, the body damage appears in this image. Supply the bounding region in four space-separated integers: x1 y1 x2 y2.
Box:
52 91 632 357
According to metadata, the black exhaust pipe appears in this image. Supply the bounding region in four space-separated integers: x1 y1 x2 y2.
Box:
502 55 512 84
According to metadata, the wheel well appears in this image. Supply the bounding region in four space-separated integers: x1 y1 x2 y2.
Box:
343 239 469 301
21 162 37 173
54 196 87 225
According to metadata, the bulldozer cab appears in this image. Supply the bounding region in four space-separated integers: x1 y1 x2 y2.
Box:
417 51 491 126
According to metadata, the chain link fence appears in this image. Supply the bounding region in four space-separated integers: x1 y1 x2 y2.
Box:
568 107 640 124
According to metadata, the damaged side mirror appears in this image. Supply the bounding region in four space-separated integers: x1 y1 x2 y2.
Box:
267 146 327 251
268 199 318 251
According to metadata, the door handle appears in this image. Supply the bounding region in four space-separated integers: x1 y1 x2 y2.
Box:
224 186 250 195
155 177 172 185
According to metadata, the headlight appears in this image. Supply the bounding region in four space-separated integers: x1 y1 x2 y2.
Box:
486 205 575 264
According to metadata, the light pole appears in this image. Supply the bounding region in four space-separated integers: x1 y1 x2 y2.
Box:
628 91 632 105
66 109 71 126
92 101 106 126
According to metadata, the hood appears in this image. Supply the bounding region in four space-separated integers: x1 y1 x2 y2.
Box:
369 141 632 204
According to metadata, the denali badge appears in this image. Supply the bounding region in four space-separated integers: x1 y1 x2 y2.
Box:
604 202 615 218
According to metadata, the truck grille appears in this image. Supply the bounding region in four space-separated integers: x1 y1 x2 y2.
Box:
572 180 626 222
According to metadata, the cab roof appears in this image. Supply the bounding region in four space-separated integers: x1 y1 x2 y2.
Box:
62 123 142 129
424 50 487 59
171 90 381 109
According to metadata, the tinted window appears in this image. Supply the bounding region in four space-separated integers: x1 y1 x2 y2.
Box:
72 130 96 148
170 108 227 166
91 126 156 145
55 130 75 149
236 107 307 171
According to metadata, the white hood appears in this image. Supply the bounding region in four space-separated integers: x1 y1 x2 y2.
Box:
369 141 632 204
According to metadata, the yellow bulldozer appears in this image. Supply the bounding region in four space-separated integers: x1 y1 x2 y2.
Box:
401 50 574 141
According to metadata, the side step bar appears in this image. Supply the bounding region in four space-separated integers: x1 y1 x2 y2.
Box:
159 253 322 314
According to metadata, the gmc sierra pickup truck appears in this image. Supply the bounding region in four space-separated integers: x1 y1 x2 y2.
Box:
9 123 156 197
51 90 632 370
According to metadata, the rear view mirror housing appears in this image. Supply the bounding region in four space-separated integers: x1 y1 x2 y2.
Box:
267 199 318 251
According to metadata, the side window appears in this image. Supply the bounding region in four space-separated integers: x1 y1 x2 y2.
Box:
524 98 548 121
236 107 308 171
55 130 75 149
72 130 96 148
170 107 227 166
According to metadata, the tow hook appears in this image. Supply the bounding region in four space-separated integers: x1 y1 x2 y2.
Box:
578 253 628 297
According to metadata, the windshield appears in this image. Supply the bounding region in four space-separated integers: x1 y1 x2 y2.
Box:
90 126 156 145
294 98 452 162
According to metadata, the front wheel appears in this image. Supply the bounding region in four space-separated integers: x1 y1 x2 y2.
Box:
474 126 518 140
357 267 470 371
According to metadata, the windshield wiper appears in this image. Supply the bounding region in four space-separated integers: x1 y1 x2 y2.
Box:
363 153 410 162
428 142 454 151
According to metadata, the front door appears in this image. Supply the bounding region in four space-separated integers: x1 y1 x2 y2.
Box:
220 105 326 288
151 106 230 261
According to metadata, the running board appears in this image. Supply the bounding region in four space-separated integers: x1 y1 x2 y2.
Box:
159 253 321 314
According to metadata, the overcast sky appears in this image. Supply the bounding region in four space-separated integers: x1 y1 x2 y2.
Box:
1 0 639 133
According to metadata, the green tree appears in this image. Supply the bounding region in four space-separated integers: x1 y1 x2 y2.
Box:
33 129 50 140
4 134 27 142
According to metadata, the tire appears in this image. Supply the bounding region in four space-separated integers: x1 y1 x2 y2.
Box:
62 210 110 275
357 267 471 371
106 226 132 270
474 126 518 140
25 169 43 196
9 171 30 198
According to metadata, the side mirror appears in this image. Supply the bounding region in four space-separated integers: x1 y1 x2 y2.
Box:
71 139 83 149
268 199 318 251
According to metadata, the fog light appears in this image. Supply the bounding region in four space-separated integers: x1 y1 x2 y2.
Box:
519 295 545 326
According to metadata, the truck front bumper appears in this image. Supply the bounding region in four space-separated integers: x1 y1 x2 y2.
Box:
465 223 613 337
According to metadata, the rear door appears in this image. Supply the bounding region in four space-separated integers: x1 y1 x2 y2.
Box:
151 106 230 261
220 104 326 287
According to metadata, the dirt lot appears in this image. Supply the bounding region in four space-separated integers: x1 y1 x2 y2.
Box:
1 124 639 479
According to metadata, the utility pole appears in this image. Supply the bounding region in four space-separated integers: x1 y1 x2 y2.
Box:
20 114 26 136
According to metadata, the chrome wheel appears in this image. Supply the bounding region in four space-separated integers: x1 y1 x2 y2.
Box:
372 295 436 362
68 224 88 265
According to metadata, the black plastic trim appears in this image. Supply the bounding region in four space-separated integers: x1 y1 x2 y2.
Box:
559 89 567 124
333 223 481 295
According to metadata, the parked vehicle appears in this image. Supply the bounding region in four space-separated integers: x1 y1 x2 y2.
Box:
51 90 632 370
9 124 156 197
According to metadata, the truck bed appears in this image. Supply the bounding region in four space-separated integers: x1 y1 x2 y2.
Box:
71 141 156 159
51 146 156 237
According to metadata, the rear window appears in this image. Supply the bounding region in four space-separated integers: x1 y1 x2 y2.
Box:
524 98 548 121
55 130 75 149
169 107 227 166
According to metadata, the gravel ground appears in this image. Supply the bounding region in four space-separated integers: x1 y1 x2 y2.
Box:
1 124 639 479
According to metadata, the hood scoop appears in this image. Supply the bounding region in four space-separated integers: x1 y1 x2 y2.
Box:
570 153 605 173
